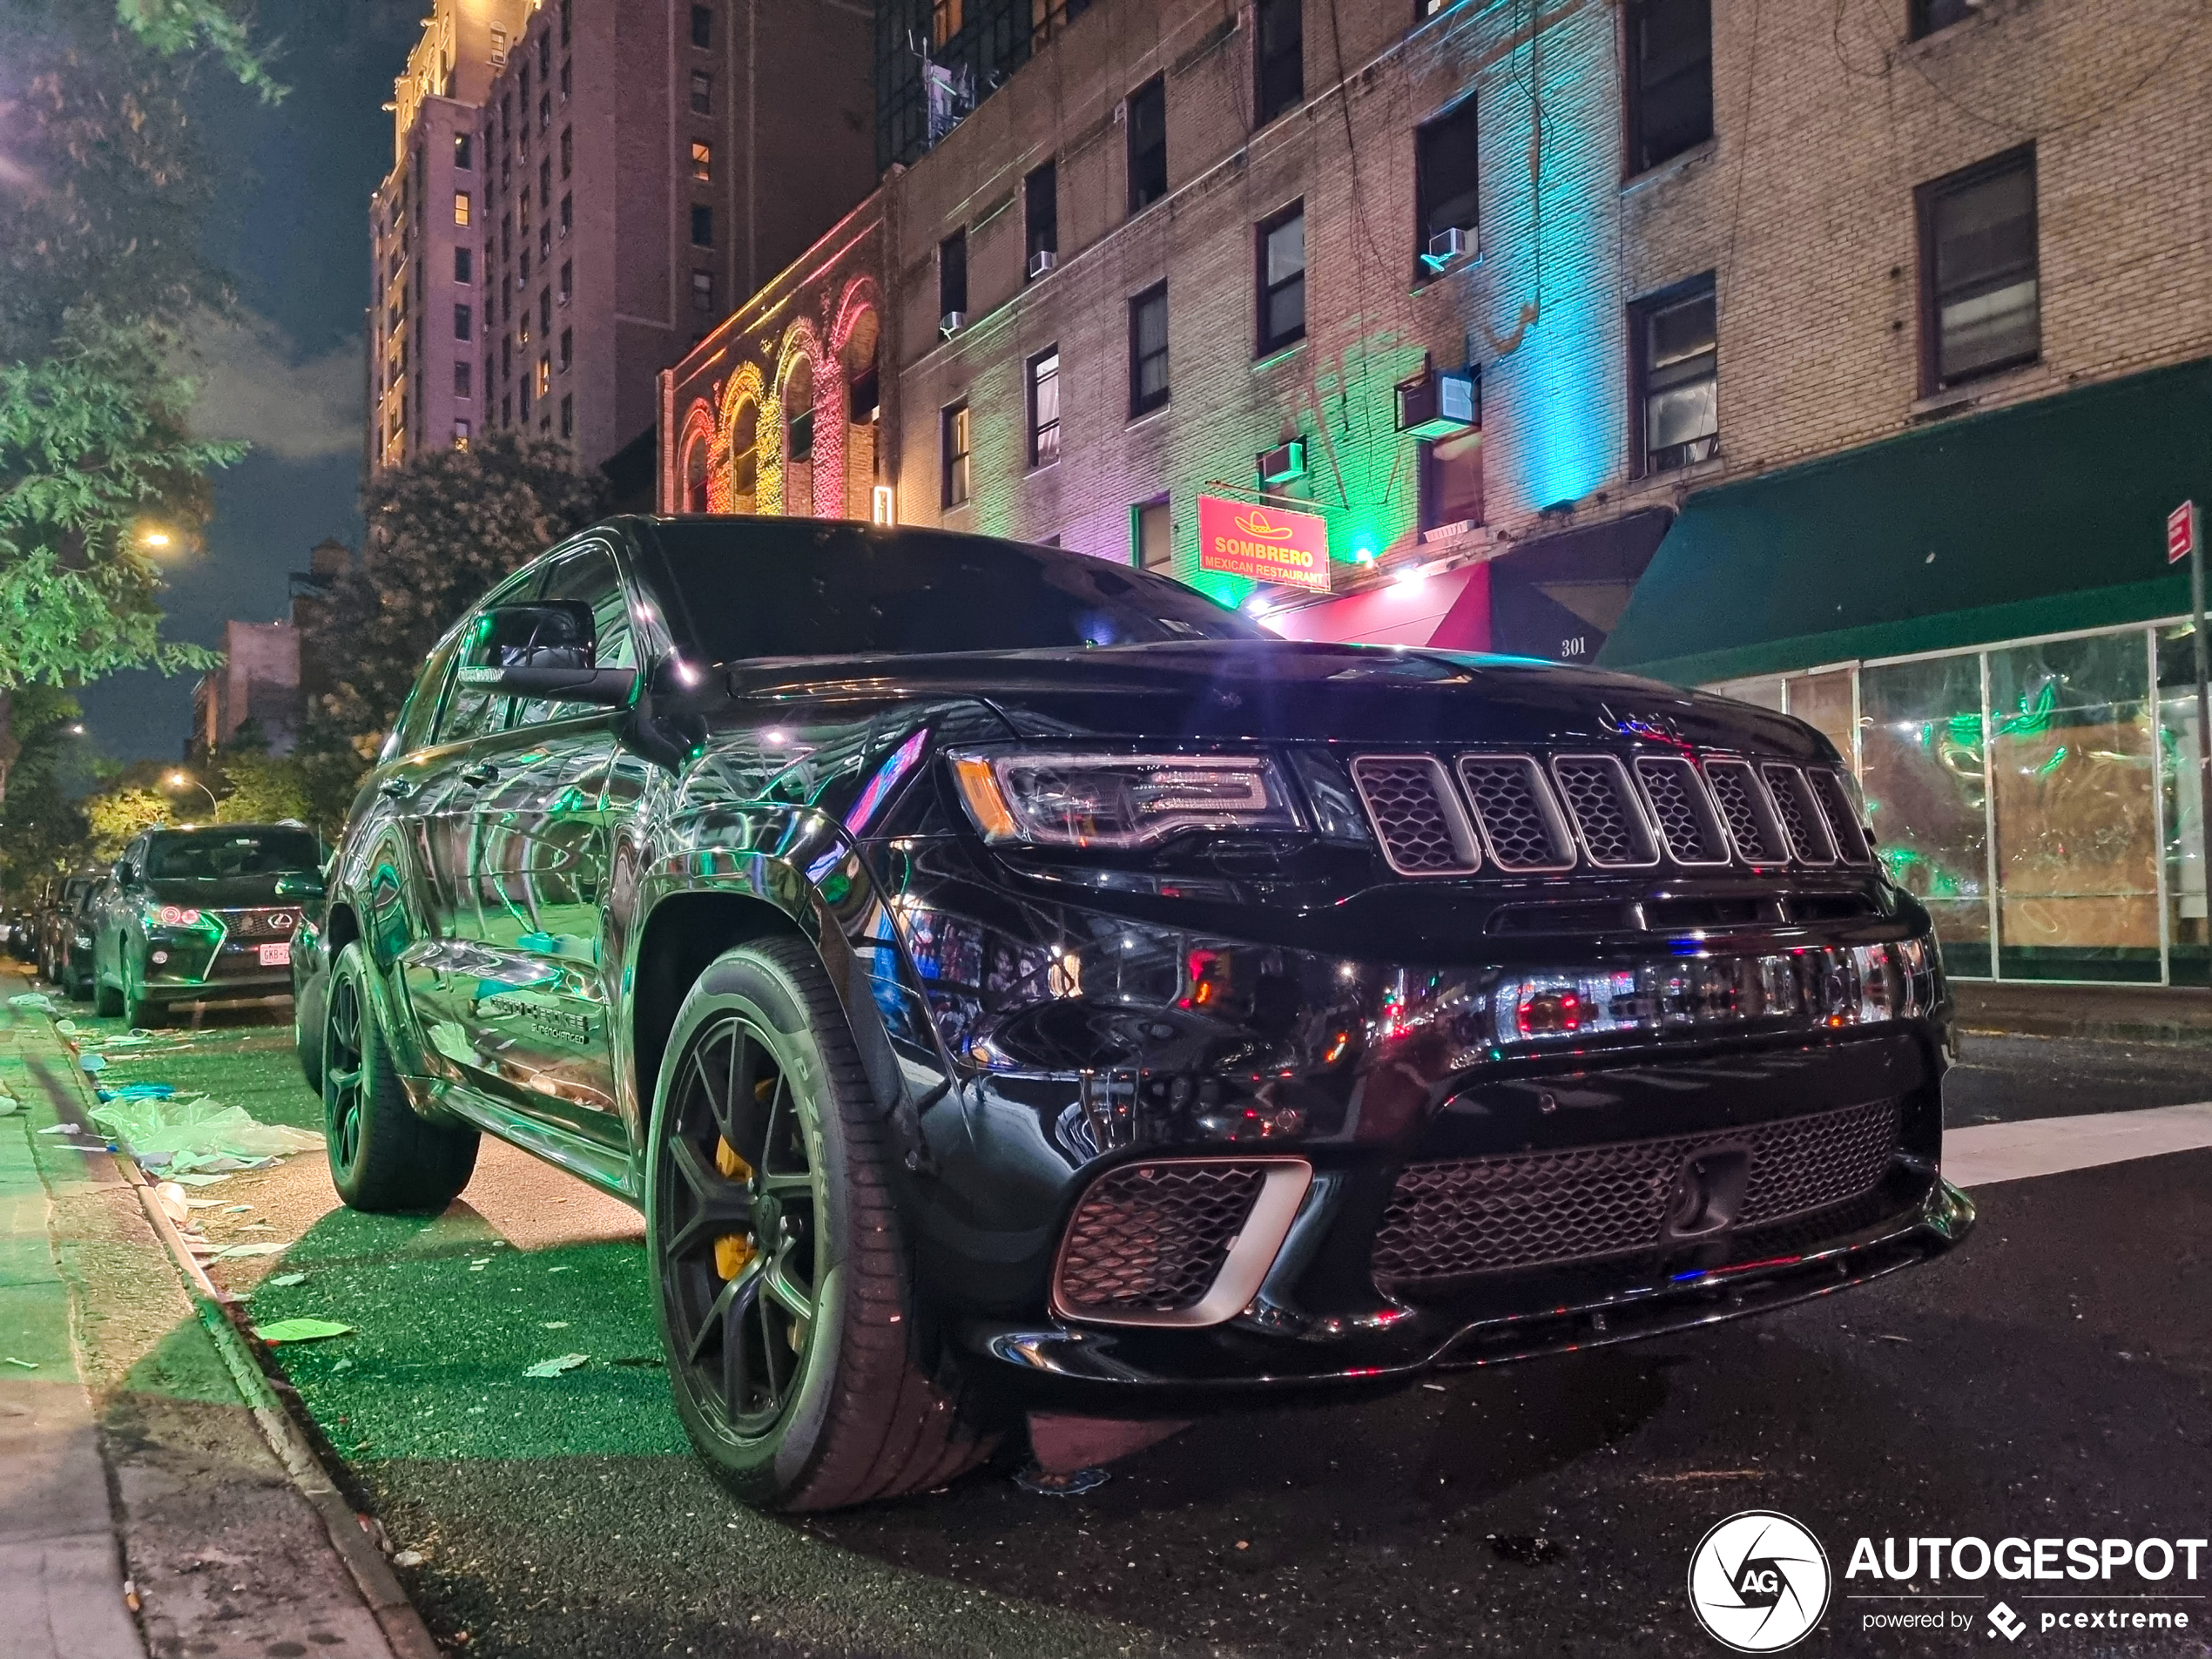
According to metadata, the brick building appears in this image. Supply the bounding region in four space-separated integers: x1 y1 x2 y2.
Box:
367 0 874 479
191 623 303 759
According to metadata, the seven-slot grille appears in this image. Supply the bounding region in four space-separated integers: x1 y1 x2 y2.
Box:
1345 747 1868 878
1054 1162 1269 1316
1368 1097 1901 1285
221 907 299 938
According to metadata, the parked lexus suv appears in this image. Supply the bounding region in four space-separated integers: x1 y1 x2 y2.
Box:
295 516 1972 1511
91 824 322 1024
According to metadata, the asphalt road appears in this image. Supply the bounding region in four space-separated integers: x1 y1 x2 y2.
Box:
41 994 2212 1658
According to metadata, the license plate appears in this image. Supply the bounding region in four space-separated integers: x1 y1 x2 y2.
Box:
259 942 292 967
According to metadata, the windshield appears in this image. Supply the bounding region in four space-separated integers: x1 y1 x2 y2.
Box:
643 520 1263 664
143 828 320 881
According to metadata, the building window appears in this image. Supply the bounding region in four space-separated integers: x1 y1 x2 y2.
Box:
1032 0 1092 41
939 228 968 319
1421 430 1483 529
519 302 531 343
1028 347 1061 467
455 247 473 283
691 4 712 47
691 71 712 115
536 356 551 397
1254 0 1303 127
502 394 511 425
1127 76 1167 213
1909 0 1974 36
1024 159 1057 274
539 221 550 260
538 25 551 75
454 191 472 226
1632 273 1718 475
1128 281 1169 416
540 158 550 202
1257 203 1305 355
454 302 473 341
1919 145 2039 392
454 361 472 398
691 270 714 313
559 327 572 370
933 0 962 45
1625 0 1712 175
560 193 571 236
560 394 573 438
1415 95 1479 265
560 60 570 100
454 132 473 169
942 401 971 508
559 259 572 301
454 418 470 449
1133 497 1171 570
560 0 570 47
691 205 713 247
484 353 494 395
538 92 550 132
789 406 813 464
539 287 551 333
561 127 572 179
691 140 711 183
520 246 532 282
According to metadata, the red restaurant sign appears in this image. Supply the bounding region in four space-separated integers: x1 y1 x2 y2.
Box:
1197 496 1331 592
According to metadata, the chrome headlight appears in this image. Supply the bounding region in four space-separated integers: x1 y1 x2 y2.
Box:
949 750 1302 849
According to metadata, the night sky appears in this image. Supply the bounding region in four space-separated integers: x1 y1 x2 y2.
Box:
74 0 419 758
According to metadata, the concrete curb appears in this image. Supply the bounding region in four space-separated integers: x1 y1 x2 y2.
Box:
29 1039 444 1659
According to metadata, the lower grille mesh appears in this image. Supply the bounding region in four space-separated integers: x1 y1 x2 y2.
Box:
1055 1162 1268 1315
1369 1099 1900 1285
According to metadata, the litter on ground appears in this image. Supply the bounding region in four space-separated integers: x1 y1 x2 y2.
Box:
267 1271 308 1288
523 1353 590 1379
87 1095 320 1174
251 1318 354 1344
212 1242 288 1259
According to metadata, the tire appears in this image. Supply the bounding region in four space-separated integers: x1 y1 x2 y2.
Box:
93 957 122 1018
322 941 478 1212
646 936 995 1511
293 964 327 1095
122 951 164 1028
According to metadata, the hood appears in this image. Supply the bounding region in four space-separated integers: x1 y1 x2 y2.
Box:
138 874 306 909
718 638 1827 760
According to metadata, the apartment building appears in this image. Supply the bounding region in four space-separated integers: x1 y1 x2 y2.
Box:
367 0 874 478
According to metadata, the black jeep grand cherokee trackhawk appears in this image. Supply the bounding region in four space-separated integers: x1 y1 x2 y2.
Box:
294 516 1971 1510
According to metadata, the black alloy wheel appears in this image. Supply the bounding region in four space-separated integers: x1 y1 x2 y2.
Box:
646 937 996 1510
321 941 478 1212
657 1013 823 1440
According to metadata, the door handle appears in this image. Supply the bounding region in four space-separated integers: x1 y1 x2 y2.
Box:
459 762 502 789
378 776 419 801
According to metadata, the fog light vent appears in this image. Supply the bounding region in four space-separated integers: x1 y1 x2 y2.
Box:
1052 1158 1312 1327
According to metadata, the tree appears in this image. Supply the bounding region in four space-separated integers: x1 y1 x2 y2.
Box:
307 434 610 758
0 684 91 900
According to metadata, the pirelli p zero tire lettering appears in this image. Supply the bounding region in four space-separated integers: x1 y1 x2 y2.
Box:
645 935 995 1512
322 941 478 1213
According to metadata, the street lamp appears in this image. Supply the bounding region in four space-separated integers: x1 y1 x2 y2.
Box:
165 771 218 816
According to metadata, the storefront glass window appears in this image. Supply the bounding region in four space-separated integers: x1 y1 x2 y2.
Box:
2156 624 2209 986
1788 670 1855 767
1860 654 1990 977
1987 634 2158 982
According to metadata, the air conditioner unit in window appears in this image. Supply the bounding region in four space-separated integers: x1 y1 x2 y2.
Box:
1027 249 1057 279
1394 362 1480 439
940 310 966 338
1422 226 1471 271
1256 438 1307 485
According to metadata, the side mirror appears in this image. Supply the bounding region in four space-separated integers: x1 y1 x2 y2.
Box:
114 861 137 888
458 600 637 705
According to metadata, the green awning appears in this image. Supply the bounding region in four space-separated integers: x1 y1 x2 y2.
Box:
1599 358 2212 685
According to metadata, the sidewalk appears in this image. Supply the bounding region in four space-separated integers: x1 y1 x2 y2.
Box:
0 983 431 1659
1953 980 2212 1043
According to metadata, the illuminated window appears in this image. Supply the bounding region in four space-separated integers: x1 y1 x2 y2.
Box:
1632 273 1717 474
1256 203 1305 355
932 0 962 45
1127 76 1166 212
691 140 711 183
1133 497 1171 570
536 356 550 397
1129 282 1168 416
1625 0 1712 174
1254 0 1302 127
1028 347 1060 467
454 191 471 226
1420 430 1483 529
941 401 970 508
454 419 470 449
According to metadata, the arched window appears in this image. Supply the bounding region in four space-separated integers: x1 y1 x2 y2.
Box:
683 432 709 512
840 308 880 521
782 356 815 518
730 396 759 514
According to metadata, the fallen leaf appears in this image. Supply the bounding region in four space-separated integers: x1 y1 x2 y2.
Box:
251 1318 355 1344
523 1352 589 1379
267 1272 308 1288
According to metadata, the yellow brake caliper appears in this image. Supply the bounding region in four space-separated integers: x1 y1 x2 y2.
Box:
712 1136 757 1280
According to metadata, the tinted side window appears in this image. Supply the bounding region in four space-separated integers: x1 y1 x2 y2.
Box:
513 543 637 724
391 631 463 757
432 565 544 745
